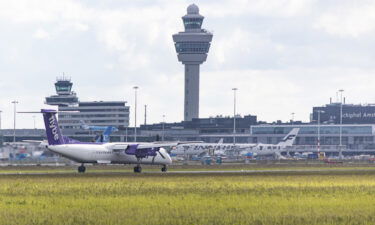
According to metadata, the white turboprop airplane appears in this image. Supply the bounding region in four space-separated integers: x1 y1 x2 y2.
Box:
25 109 174 173
172 128 300 158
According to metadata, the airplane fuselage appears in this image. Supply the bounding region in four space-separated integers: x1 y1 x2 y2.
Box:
172 143 284 156
48 143 172 165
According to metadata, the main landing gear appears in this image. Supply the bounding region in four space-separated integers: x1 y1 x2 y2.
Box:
134 158 142 173
134 165 142 173
78 164 86 173
133 165 167 173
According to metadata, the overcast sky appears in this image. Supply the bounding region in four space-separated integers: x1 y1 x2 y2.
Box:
1 0 375 129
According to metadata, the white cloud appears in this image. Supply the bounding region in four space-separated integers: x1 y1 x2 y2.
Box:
33 28 51 39
203 0 316 18
314 1 375 38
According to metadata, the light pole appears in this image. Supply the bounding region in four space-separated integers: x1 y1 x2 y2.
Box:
339 89 344 159
317 110 325 155
133 86 139 142
11 101 18 143
125 127 128 142
232 88 238 145
32 115 36 129
162 115 165 141
144 105 147 125
0 110 2 130
291 112 295 125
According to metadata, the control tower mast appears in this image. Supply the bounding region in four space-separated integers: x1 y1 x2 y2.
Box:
173 4 213 121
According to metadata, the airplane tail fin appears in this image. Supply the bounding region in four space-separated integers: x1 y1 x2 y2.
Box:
101 126 112 143
277 128 299 147
41 109 65 146
79 120 89 130
96 126 117 143
214 138 224 152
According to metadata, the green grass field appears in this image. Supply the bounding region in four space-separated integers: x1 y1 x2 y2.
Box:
1 166 375 224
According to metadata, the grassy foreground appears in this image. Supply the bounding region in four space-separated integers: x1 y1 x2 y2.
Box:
1 170 375 224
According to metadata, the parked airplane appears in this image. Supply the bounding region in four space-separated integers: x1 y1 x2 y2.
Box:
80 120 118 132
172 128 300 158
23 109 174 173
239 128 300 157
80 120 118 143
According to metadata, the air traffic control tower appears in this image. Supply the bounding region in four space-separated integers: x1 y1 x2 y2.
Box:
173 4 213 121
45 77 78 107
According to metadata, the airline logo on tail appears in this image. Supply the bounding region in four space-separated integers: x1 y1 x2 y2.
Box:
283 134 296 141
49 115 59 141
41 109 65 146
278 128 300 147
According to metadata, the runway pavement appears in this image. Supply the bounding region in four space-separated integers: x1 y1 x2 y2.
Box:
1 168 375 175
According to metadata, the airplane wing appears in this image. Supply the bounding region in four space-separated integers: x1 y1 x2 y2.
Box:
111 141 204 159
22 140 48 148
22 140 44 144
139 141 204 149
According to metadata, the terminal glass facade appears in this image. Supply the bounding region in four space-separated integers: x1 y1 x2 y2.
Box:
252 126 373 135
251 125 375 151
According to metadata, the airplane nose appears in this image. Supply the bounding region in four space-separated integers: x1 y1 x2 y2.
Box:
166 153 172 164
160 148 172 165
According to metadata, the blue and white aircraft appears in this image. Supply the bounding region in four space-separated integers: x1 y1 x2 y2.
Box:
29 109 173 173
80 120 118 143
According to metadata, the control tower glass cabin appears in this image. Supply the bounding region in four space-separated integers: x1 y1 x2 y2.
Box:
45 77 79 106
173 4 213 121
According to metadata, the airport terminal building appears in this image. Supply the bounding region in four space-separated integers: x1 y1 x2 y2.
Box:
312 102 375 124
45 77 130 131
4 102 375 154
4 77 375 154
58 101 130 130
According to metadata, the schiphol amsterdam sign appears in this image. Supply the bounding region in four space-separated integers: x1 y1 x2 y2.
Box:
342 112 375 119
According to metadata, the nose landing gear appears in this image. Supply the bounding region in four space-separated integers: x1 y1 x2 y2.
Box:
134 165 142 173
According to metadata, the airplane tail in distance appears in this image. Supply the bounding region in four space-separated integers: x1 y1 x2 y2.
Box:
96 126 117 143
41 109 65 146
278 128 300 147
214 138 224 150
80 120 89 130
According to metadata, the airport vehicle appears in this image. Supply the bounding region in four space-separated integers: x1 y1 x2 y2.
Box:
172 128 300 158
27 109 173 173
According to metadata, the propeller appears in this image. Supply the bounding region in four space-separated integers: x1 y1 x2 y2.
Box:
156 148 166 159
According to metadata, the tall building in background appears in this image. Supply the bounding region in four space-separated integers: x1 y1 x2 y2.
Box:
173 4 213 121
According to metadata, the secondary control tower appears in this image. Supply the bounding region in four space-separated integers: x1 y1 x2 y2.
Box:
45 76 78 106
173 4 213 121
